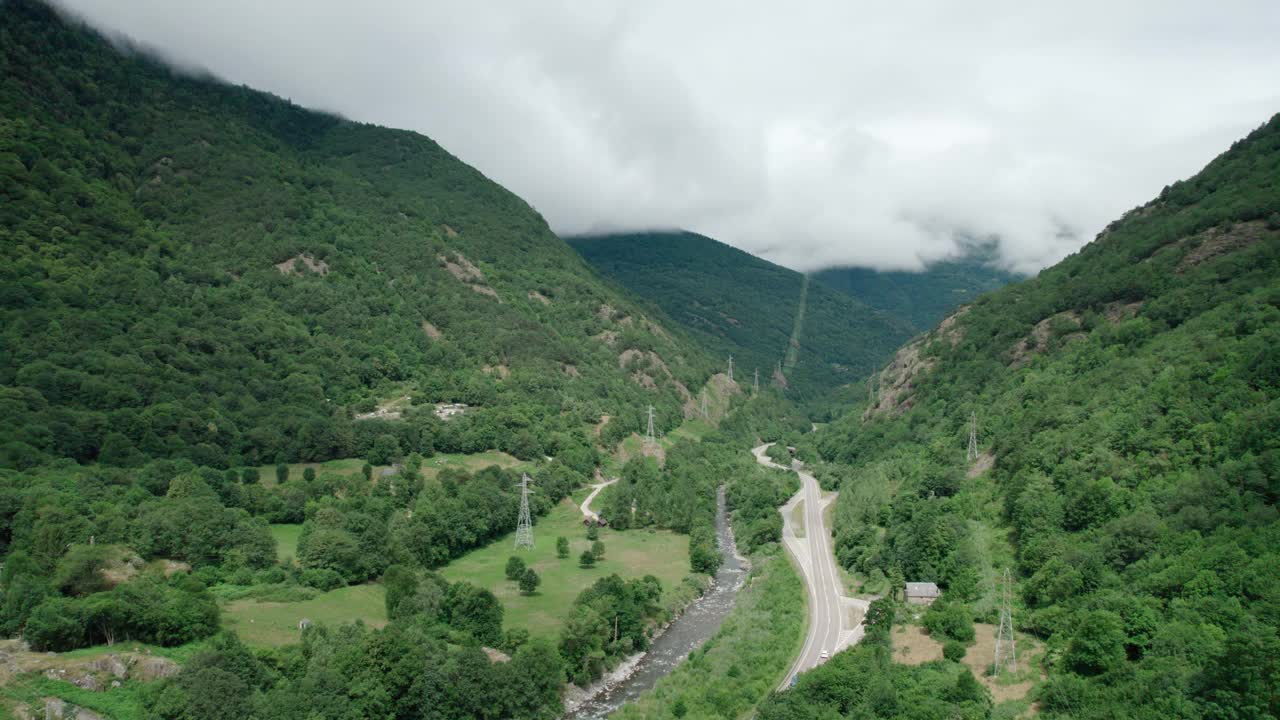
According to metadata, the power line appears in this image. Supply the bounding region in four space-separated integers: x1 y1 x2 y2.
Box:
994 568 1017 673
514 473 535 550
967 412 979 462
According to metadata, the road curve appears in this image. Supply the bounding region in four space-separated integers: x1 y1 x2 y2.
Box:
752 444 865 689
580 477 618 522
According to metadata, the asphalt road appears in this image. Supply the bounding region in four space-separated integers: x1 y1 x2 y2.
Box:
752 444 865 689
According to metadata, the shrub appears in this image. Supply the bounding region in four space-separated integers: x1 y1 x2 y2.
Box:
519 568 540 595
923 601 975 643
943 639 967 662
254 567 287 585
301 568 344 591
579 551 596 568
226 567 254 586
505 556 527 581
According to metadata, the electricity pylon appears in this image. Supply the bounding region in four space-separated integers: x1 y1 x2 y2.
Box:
645 405 656 445
967 412 979 461
728 355 734 382
700 389 708 419
514 474 535 550
753 368 759 397
994 568 1017 673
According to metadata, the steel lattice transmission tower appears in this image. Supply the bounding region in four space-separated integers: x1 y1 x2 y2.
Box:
753 368 759 397
727 355 734 382
514 474 535 550
994 568 1017 673
700 390 708 419
967 412 979 461
645 405 657 445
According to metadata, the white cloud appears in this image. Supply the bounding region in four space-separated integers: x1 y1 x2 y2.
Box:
55 0 1280 273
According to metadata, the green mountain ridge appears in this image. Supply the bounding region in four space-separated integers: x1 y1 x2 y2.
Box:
813 245 1023 332
0 0 714 471
568 230 915 400
788 113 1280 719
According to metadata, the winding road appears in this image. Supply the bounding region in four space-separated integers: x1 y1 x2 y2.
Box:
752 444 868 688
580 477 618 522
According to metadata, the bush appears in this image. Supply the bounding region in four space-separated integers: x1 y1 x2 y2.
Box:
24 596 84 650
505 556 527 581
226 567 254 586
943 639 967 662
519 568 540 595
301 568 344 591
923 601 975 643
556 536 570 559
254 567 287 585
579 551 596 568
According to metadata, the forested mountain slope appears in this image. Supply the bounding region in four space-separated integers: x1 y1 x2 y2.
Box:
804 114 1280 719
569 231 913 400
0 1 713 472
813 245 1022 332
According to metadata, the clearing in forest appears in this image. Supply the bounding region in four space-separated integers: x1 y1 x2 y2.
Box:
440 496 690 637
222 584 387 648
269 524 303 564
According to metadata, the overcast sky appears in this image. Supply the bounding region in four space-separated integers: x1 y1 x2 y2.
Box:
54 1 1280 273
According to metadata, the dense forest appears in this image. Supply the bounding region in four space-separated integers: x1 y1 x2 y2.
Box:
5 1 1279 719
569 231 914 400
813 243 1022 332
0 3 778 717
799 113 1280 719
0 0 716 475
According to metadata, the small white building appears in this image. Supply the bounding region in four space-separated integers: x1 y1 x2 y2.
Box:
434 402 468 421
905 581 941 605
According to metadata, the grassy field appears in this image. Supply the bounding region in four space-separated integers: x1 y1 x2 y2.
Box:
255 451 531 488
270 524 303 564
222 584 387 648
669 417 714 442
440 498 690 637
419 451 530 480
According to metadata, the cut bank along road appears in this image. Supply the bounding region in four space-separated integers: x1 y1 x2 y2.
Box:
752 444 868 689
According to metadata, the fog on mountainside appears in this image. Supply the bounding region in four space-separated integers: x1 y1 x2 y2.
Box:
3 2 1280 720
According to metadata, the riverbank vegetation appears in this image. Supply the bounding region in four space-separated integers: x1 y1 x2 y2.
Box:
612 555 805 720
